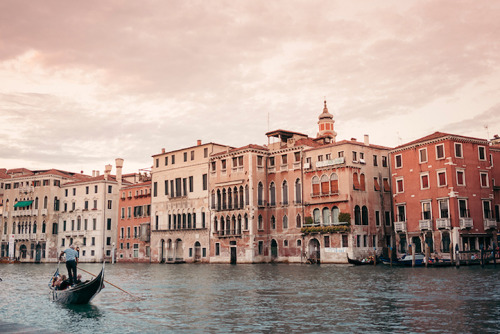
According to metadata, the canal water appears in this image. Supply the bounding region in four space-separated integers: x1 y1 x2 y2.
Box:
1 263 500 333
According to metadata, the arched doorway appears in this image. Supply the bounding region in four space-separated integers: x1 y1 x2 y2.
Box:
20 244 27 259
271 239 278 260
175 239 183 262
411 236 422 254
166 239 173 262
308 239 320 264
159 239 165 263
194 241 201 262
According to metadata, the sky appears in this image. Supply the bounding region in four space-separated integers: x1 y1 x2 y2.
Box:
1 0 499 175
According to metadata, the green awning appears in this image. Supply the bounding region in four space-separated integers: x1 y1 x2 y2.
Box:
13 200 33 208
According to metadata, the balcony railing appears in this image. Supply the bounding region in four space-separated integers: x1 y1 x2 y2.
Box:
419 219 432 231
3 211 8 218
436 218 451 230
293 162 301 170
1 235 7 241
41 209 48 216
38 233 46 241
214 230 242 238
459 217 473 229
394 221 406 233
484 219 497 230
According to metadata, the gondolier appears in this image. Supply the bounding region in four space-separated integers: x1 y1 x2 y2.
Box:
59 244 79 286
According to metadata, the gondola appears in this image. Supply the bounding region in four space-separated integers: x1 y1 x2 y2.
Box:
49 263 105 304
347 255 380 265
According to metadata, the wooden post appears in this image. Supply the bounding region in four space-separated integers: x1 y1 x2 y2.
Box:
455 243 460 268
494 243 497 267
390 246 393 267
425 242 429 268
373 248 377 266
411 243 415 267
481 247 485 268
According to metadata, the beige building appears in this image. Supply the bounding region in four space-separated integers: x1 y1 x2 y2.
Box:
150 141 231 263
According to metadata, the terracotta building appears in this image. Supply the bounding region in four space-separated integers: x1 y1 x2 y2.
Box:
117 179 152 262
209 101 393 263
389 132 498 259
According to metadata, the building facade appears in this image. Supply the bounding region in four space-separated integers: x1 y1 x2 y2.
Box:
117 180 151 262
390 132 498 259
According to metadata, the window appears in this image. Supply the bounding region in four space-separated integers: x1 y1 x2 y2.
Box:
282 181 288 205
419 148 427 163
73 188 76 196
312 176 320 195
438 199 449 218
281 154 287 165
155 158 159 168
191 150 194 160
294 152 300 162
375 211 380 226
189 176 194 192
296 214 302 228
478 146 486 160
153 182 158 197
258 215 263 230
258 241 263 255
352 151 357 162
211 161 216 171
184 152 187 162
354 206 361 225
324 235 330 248
436 144 445 160
202 174 208 191
422 202 431 220
215 243 220 256
396 178 404 193
318 155 323 162
221 159 227 170
204 148 208 158
95 185 98 193
257 156 263 166
483 200 493 219
108 185 112 193
382 156 388 167
420 173 429 189
93 200 97 209
338 151 344 158
362 206 368 225
480 172 489 188
165 156 168 166
456 169 465 186
395 154 402 168
458 199 468 218
383 178 391 192
373 155 378 166
385 211 391 226
437 170 447 187
269 183 276 206
455 143 463 158
107 200 112 209
107 218 111 230
269 157 275 167
91 237 95 246
171 154 175 164
93 219 97 230
396 205 406 222
271 216 276 229
374 177 381 191
86 186 89 194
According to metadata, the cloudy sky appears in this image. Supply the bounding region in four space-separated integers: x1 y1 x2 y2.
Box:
1 1 499 175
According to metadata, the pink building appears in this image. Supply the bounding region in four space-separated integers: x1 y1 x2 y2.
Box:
390 132 498 258
117 180 151 262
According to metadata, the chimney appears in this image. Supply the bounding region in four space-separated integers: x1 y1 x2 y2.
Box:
364 134 369 146
104 164 112 180
161 148 165 154
92 170 95 177
96 170 100 177
351 138 357 142
115 158 124 188
197 140 202 146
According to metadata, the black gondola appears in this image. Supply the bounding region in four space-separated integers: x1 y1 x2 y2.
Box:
49 263 105 304
347 255 379 265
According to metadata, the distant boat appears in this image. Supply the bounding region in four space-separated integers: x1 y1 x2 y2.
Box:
347 255 380 265
382 254 425 266
49 263 105 304
0 257 20 264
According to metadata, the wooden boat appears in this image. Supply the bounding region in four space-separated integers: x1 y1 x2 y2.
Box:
49 263 105 304
347 255 380 265
0 257 20 264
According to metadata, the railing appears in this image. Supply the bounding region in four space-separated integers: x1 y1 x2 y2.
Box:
38 233 46 241
3 211 8 218
311 191 339 198
32 209 38 216
1 235 7 241
459 217 473 229
394 221 406 233
280 164 288 171
419 219 432 231
214 230 242 237
484 219 497 230
268 166 276 173
436 218 451 229
41 209 48 216
293 162 301 170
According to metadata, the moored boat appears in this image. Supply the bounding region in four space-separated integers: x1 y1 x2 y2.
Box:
49 263 105 304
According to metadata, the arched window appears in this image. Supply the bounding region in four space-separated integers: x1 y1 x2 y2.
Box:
233 187 238 209
42 221 46 233
216 190 221 210
320 175 329 194
312 176 320 196
258 182 264 206
54 196 59 211
35 197 39 209
322 207 331 225
211 191 216 209
282 181 288 205
313 208 321 224
33 222 37 233
258 215 263 230
360 174 366 191
220 217 225 235
52 222 58 234
231 215 236 234
332 206 340 225
354 206 361 225
188 213 192 229
228 188 232 209
245 185 249 206
295 178 302 204
43 196 48 209
77 216 81 230
222 189 227 210
271 216 276 229
214 217 218 232
362 206 368 225
237 215 242 234
269 182 276 206
330 173 339 193
283 215 288 229
226 216 231 234
296 214 302 228
244 214 248 230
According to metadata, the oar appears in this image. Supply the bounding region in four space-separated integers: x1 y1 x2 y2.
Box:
78 267 143 300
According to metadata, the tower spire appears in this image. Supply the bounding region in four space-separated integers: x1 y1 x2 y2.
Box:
317 99 337 141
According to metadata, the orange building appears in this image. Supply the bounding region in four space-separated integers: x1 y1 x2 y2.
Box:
390 132 498 259
117 180 151 262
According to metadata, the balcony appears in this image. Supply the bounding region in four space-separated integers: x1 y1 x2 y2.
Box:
1 235 7 241
38 233 46 241
280 164 288 171
419 219 432 231
436 218 451 230
32 209 38 216
293 161 301 170
214 230 242 238
41 209 48 216
394 221 407 233
484 219 497 230
459 217 473 229
3 211 8 218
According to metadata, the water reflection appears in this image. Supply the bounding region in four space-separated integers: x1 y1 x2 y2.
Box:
1 263 500 333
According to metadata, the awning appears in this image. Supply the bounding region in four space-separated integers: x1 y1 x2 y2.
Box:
13 200 33 208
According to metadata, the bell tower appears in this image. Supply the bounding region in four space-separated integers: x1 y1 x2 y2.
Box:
317 100 337 141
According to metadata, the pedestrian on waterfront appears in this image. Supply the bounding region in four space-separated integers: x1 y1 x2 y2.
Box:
59 244 79 286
